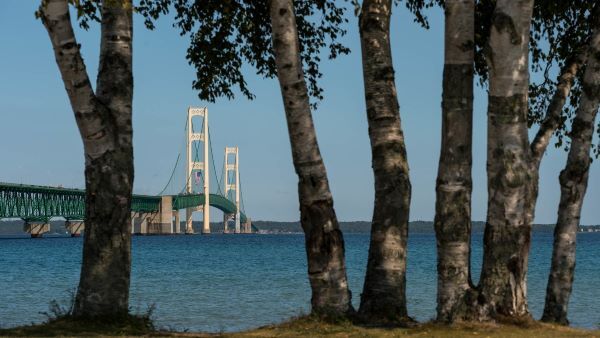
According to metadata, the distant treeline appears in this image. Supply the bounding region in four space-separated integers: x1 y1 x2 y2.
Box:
1 220 598 235
251 221 600 234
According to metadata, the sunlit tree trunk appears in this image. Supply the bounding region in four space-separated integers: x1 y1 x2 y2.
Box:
434 0 475 323
40 0 134 317
542 17 600 325
357 0 411 324
269 0 353 316
530 57 583 167
468 1 585 320
477 0 535 320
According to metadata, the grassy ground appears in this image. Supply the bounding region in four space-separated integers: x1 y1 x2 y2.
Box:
217 316 600 338
0 315 154 337
2 316 599 337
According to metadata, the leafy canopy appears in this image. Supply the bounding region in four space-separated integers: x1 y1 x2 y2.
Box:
429 0 600 155
45 0 600 155
136 0 350 108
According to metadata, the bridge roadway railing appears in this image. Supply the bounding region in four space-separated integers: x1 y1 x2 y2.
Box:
0 182 161 221
0 183 250 228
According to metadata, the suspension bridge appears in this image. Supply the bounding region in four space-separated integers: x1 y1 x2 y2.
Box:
0 107 254 237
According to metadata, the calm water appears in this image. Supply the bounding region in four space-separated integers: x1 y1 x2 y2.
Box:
1 232 599 332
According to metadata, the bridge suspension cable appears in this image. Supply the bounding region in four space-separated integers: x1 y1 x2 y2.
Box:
208 127 223 196
157 153 181 196
152 107 251 233
157 108 248 205
1 108 254 235
239 171 246 214
158 116 189 196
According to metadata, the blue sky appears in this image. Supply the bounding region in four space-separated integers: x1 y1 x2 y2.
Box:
0 1 598 224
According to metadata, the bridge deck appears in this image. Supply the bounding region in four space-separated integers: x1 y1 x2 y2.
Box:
0 182 248 224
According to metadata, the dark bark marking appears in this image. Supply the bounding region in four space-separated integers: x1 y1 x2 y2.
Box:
492 11 521 45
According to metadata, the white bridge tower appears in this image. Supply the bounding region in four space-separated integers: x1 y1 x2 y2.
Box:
186 107 210 234
223 146 241 233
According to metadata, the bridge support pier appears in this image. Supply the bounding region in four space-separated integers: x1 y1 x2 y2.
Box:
173 211 180 234
234 215 241 234
23 222 50 238
242 218 252 234
223 213 234 234
65 220 84 237
131 213 152 234
139 214 146 234
185 207 194 234
131 212 137 234
139 213 150 234
147 196 172 234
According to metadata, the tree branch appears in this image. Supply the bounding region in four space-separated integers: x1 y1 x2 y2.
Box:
530 54 584 167
40 0 114 161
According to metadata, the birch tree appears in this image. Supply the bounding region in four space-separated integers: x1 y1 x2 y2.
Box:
356 0 412 324
38 0 134 317
465 0 599 321
353 0 472 324
434 0 474 323
367 0 595 323
269 0 353 315
379 0 595 323
472 0 539 320
137 0 354 316
543 6 600 325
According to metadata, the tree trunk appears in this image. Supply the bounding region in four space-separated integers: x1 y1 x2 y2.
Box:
357 0 412 324
40 0 134 317
530 57 583 167
434 0 475 323
477 0 535 320
269 0 353 316
542 18 600 325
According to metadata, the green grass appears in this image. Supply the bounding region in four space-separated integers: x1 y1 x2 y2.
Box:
2 315 598 337
215 316 600 338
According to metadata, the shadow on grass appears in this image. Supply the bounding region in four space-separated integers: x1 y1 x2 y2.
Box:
1 301 598 337
0 314 155 337
0 293 156 337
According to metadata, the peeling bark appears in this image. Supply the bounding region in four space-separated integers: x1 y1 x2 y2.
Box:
357 0 412 324
434 0 475 323
530 57 583 167
269 0 353 316
477 0 535 320
542 16 600 325
40 0 134 317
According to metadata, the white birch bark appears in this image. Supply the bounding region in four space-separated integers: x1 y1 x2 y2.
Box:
478 0 535 320
434 0 475 322
269 0 353 316
40 0 134 317
356 0 412 324
543 15 600 324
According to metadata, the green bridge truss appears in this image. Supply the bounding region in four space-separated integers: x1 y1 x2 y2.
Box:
0 182 249 226
172 194 248 223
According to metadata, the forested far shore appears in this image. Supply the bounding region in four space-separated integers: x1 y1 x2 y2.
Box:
252 221 600 234
1 219 599 235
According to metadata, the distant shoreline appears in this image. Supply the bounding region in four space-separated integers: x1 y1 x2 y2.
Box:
3 220 598 237
251 220 600 234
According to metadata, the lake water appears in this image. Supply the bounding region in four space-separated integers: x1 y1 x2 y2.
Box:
0 232 599 332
